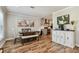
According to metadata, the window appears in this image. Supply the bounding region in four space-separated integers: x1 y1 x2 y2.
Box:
0 9 4 40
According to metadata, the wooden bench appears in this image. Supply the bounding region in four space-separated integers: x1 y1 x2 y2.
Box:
14 34 39 45
14 31 41 45
20 34 39 45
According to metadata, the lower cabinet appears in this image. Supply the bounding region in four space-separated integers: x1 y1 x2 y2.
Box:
52 30 75 48
65 32 75 48
53 31 57 42
59 31 65 45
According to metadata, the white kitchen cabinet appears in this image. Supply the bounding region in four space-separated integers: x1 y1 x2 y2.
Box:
52 30 75 48
59 31 65 45
56 31 60 43
65 32 75 48
52 30 57 42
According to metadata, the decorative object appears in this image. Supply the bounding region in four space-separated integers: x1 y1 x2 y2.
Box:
71 21 75 25
30 21 34 27
41 17 51 26
45 19 48 24
59 25 64 30
57 14 70 30
57 14 69 25
17 19 34 27
18 20 28 27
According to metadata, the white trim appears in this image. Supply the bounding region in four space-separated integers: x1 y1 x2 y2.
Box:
6 38 14 41
53 6 74 14
7 12 42 18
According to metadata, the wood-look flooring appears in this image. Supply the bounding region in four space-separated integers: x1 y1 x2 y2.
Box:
3 35 79 53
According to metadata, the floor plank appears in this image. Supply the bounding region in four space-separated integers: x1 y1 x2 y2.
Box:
3 35 79 53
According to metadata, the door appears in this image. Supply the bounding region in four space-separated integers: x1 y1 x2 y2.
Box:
65 32 75 48
59 31 65 45
56 31 61 44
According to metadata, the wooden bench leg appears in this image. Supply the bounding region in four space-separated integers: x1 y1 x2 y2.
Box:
0 48 4 53
14 38 17 44
2 48 4 53
37 37 39 41
36 37 39 41
20 39 24 45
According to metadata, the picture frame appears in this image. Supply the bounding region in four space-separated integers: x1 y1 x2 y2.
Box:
57 14 70 25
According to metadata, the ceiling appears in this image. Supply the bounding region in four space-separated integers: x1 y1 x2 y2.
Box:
6 6 68 17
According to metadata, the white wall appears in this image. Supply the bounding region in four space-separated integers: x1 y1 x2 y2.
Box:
52 6 79 47
7 13 41 38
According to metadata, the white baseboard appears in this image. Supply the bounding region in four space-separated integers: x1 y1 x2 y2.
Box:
6 38 14 41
